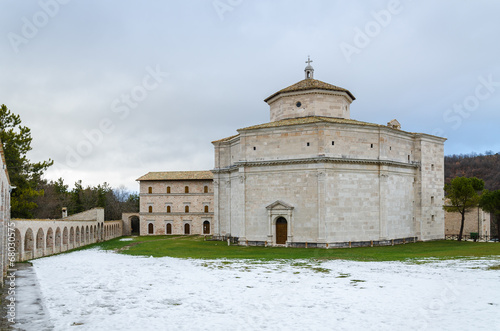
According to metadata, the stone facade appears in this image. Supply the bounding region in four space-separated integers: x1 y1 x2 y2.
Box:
137 171 214 236
444 205 491 238
212 62 446 247
0 140 11 283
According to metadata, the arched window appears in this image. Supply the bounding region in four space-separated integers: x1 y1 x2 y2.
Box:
185 186 189 193
204 186 208 193
167 186 171 194
204 205 209 213
203 221 210 234
166 205 171 213
184 223 190 235
185 205 189 213
166 223 172 235
148 206 153 213
148 223 154 234
148 186 152 194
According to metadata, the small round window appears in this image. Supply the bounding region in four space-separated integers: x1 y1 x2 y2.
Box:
296 101 302 107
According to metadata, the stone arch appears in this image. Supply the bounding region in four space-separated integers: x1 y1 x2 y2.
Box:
24 228 34 258
63 227 68 245
90 225 94 241
36 228 44 249
46 227 54 249
130 216 140 235
86 226 90 243
36 228 45 257
275 217 287 245
14 228 22 261
203 221 210 234
55 227 62 248
94 225 97 239
81 226 85 243
75 227 80 245
70 227 74 244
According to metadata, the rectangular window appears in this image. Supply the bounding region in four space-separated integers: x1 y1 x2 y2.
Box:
332 141 334 146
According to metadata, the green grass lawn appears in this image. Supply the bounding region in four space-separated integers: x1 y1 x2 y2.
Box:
90 235 500 262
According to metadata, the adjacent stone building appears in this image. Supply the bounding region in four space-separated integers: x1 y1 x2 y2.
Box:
444 202 491 239
137 171 214 235
212 60 447 247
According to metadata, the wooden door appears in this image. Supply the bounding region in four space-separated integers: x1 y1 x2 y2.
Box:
203 221 210 234
184 223 190 235
166 223 172 234
276 218 287 244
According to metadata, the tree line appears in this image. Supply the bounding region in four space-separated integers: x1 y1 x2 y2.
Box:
445 152 500 190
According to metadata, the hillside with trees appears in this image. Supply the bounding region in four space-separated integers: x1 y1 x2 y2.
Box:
445 152 500 191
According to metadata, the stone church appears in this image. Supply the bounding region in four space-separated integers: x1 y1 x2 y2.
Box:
211 59 446 247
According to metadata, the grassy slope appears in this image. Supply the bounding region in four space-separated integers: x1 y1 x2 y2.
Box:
94 236 500 262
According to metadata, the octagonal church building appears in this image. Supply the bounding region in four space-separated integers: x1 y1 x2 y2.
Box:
211 59 446 247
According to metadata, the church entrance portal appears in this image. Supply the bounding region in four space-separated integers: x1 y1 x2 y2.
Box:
276 217 287 245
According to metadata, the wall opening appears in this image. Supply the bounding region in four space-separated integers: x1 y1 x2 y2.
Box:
276 217 287 245
203 221 210 234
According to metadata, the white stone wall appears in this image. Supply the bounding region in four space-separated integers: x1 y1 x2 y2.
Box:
415 136 446 240
445 208 491 237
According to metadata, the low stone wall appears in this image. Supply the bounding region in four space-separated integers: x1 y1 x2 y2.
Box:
238 236 418 248
445 207 491 237
12 208 123 262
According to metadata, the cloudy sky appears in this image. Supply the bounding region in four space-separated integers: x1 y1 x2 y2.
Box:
1 0 499 192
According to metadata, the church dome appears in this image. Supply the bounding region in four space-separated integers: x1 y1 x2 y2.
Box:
264 78 356 103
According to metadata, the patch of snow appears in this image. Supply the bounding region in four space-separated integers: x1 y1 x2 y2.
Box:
118 238 134 242
17 249 500 330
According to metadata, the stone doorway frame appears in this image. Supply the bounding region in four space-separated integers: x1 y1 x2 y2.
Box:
266 200 294 246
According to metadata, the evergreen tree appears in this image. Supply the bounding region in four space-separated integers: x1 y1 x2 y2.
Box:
479 190 500 240
0 104 53 218
444 177 484 241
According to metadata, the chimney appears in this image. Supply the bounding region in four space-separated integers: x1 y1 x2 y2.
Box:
62 207 68 218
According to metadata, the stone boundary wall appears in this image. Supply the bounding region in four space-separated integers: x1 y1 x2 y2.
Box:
445 207 491 237
64 207 105 222
12 209 123 262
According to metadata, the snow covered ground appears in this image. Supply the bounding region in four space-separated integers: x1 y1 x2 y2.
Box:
13 249 500 330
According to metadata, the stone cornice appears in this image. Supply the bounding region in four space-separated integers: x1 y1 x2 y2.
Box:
139 212 214 216
212 156 420 173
